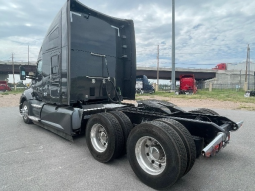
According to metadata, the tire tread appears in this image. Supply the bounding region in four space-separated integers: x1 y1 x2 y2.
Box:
147 120 187 180
156 118 196 175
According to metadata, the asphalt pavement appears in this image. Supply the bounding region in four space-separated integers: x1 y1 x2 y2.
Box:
0 106 254 191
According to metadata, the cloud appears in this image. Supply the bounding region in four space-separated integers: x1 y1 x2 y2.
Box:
0 0 254 68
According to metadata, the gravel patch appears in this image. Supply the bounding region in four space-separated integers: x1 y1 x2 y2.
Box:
0 93 21 107
1 93 255 110
125 96 255 110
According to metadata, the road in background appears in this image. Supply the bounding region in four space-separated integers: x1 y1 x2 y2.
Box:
0 107 254 191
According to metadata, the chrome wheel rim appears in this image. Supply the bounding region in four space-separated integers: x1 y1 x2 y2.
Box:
90 124 108 152
135 136 166 175
23 105 28 120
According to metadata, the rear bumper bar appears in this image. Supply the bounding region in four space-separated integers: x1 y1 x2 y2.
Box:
202 120 243 157
202 132 228 157
234 120 244 131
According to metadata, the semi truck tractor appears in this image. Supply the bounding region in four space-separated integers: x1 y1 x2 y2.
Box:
176 74 197 94
136 75 155 94
19 0 243 189
0 81 11 92
213 63 227 70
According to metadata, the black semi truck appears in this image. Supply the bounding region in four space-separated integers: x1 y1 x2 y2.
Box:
19 0 243 189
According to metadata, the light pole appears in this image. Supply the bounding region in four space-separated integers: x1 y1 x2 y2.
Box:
157 45 159 91
171 0 176 91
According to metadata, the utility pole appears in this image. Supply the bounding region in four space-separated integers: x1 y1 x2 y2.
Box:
28 44 29 65
12 53 16 91
239 70 241 88
157 45 159 91
245 44 250 90
248 45 250 90
171 0 176 91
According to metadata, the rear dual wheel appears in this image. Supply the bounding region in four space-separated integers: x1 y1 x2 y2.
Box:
109 111 132 155
156 118 196 175
86 112 124 163
86 111 132 163
127 120 188 190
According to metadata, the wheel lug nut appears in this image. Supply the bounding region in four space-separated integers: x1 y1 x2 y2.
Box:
145 144 149 147
151 160 155 164
146 153 149 156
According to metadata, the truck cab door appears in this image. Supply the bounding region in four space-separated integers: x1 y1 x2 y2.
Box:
50 54 61 103
32 60 44 100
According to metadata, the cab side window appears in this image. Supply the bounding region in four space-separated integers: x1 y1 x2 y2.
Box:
51 55 59 74
37 60 43 74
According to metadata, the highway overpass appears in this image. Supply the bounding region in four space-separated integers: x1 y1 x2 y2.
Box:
0 64 36 74
136 67 216 80
0 62 36 80
0 63 216 81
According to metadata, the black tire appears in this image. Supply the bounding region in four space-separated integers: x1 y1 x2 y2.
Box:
140 99 177 107
149 89 155 94
22 101 33 124
109 111 133 154
156 118 196 175
86 112 124 163
189 108 219 115
127 121 187 190
138 100 172 114
201 108 219 115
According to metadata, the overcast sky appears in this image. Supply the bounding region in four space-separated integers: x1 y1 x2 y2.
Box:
0 0 254 70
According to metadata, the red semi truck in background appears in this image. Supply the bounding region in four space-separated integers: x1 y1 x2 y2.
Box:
0 81 11 92
177 74 197 94
213 63 227 70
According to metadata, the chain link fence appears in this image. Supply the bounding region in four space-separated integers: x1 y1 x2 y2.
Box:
158 82 255 92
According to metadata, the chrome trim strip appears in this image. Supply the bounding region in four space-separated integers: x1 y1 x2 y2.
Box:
90 52 105 57
31 104 42 108
103 103 126 109
111 25 120 36
28 116 41 122
83 107 105 111
70 11 81 22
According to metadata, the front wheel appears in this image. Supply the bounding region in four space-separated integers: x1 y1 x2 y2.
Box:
22 101 32 124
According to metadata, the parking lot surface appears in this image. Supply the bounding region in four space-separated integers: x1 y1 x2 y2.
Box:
0 107 254 191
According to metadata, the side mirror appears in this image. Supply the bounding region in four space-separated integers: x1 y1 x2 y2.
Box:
19 66 26 80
